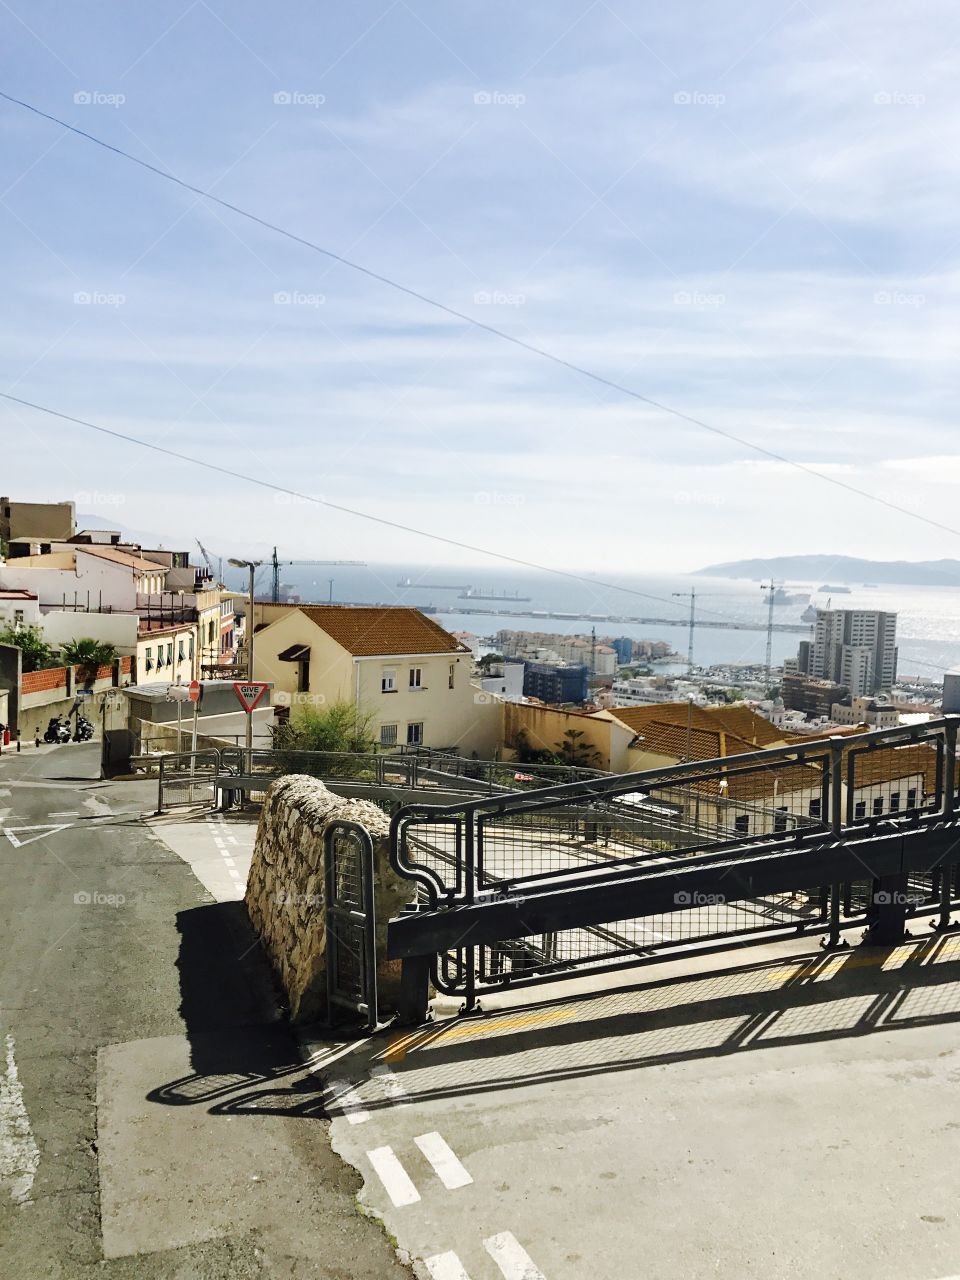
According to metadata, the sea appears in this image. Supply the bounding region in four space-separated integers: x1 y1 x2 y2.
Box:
240 563 959 682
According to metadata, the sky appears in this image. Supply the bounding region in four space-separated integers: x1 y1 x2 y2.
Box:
3 1 960 574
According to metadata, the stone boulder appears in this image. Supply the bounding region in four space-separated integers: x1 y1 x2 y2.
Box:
244 775 412 1022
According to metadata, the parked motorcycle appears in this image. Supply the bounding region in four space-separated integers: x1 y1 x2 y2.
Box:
73 715 94 742
43 716 71 744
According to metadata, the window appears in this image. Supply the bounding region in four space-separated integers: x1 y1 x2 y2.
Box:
773 807 788 833
734 815 749 836
808 799 821 819
873 796 884 816
907 788 917 809
855 801 866 820
381 668 396 693
208 620 215 644
166 643 173 663
889 792 900 812
189 635 195 658
409 667 423 689
406 721 423 746
13 609 24 626
380 723 398 747
144 647 153 672
448 663 455 690
178 640 185 660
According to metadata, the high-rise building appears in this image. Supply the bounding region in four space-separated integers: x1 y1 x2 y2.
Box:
803 609 897 697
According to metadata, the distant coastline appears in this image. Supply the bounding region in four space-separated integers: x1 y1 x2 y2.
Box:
698 555 960 588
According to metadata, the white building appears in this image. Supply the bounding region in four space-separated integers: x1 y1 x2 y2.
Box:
804 609 898 697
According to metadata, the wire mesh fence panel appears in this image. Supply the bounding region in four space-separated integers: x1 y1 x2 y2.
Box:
846 740 942 826
158 751 220 809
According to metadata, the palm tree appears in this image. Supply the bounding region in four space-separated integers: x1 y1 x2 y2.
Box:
61 638 118 676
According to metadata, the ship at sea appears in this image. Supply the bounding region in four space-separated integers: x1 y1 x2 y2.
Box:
459 588 532 602
819 583 852 593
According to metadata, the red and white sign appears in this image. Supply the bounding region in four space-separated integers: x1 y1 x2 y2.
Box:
233 681 269 713
514 772 535 782
188 679 202 704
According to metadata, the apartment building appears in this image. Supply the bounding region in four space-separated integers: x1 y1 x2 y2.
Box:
0 496 74 546
799 608 898 696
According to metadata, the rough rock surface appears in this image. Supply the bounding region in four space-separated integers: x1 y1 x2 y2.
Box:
244 775 411 1022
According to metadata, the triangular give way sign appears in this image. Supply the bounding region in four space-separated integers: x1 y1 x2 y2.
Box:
233 681 269 713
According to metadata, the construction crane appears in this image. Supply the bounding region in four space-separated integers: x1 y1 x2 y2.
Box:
760 580 783 687
671 589 725 674
195 538 222 585
270 546 366 603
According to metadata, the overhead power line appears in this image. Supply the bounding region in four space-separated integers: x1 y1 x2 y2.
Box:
1 389 760 624
2 90 958 543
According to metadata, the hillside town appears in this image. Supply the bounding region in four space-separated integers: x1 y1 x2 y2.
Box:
0 494 950 800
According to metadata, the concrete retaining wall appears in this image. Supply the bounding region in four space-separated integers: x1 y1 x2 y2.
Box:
244 775 412 1023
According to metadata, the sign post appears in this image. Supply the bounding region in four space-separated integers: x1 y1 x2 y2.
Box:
233 682 269 762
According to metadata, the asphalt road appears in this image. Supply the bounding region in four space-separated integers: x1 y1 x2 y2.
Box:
0 742 413 1278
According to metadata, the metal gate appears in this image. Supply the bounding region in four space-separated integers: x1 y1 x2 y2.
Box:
324 821 379 1031
156 749 221 811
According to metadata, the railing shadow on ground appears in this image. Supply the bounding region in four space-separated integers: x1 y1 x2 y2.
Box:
146 900 337 1119
344 926 960 1111
146 910 960 1122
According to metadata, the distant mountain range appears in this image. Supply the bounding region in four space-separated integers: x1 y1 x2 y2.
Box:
698 555 960 587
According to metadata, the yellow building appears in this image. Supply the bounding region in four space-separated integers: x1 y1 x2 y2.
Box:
252 605 496 754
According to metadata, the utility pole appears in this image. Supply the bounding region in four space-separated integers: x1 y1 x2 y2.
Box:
229 557 262 754
673 589 697 673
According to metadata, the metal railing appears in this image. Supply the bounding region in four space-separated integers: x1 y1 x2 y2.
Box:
388 717 960 1010
153 745 604 811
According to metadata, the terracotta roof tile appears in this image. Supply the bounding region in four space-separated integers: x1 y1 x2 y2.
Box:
294 606 468 657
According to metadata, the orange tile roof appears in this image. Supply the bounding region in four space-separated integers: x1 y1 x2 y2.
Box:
295 606 469 657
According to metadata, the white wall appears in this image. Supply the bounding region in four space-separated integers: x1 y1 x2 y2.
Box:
0 553 142 610
0 597 41 628
41 611 138 652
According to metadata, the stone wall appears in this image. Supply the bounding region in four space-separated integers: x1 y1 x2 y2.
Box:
244 774 413 1023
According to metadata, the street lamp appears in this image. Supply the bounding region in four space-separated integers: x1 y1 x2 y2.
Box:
228 558 261 753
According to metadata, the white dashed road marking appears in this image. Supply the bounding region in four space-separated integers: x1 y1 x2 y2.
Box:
424 1252 473 1280
366 1145 421 1207
484 1232 546 1280
0 1034 40 1205
414 1132 473 1190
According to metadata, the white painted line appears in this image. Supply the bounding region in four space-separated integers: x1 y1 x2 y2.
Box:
3 823 73 848
0 1034 40 1205
326 1079 369 1124
414 1132 473 1190
366 1145 420 1207
425 1252 472 1280
370 1064 410 1107
484 1232 546 1280
48 811 79 818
